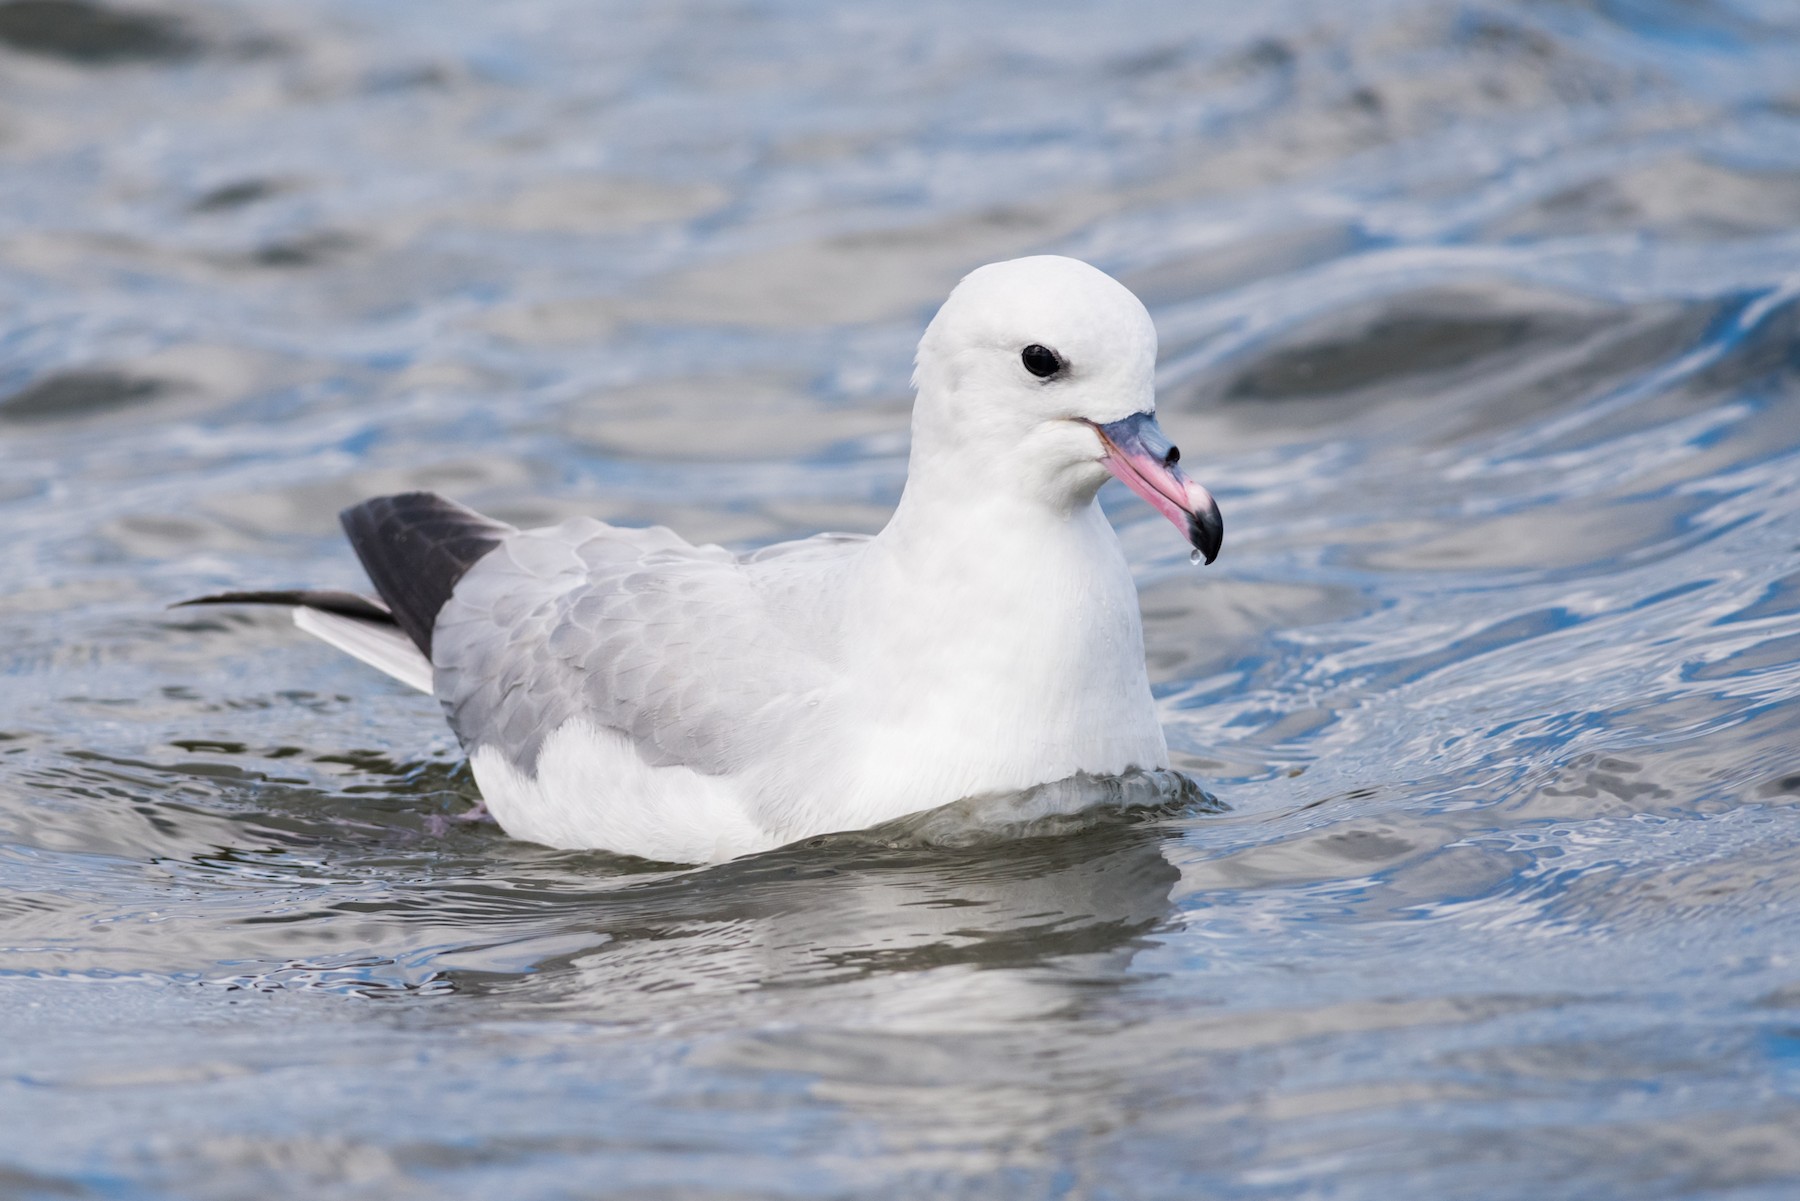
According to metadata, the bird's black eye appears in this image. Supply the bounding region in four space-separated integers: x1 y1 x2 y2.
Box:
1021 344 1062 378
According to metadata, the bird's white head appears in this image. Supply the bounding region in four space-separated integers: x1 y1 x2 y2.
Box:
910 255 1222 563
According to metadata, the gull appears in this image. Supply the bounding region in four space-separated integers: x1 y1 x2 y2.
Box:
182 256 1223 863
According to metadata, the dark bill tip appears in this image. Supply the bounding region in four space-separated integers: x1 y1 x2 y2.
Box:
1187 502 1224 565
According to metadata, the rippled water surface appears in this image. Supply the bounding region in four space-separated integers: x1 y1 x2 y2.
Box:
5 1 1800 1196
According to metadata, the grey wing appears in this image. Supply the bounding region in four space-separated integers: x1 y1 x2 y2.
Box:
431 517 839 776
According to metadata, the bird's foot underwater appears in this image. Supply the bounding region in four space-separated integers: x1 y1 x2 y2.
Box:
424 797 494 836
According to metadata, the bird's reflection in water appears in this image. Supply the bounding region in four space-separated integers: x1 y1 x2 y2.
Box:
321 803 1191 1182
431 776 1205 1025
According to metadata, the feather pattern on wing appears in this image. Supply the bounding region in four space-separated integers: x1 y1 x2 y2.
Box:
431 518 854 782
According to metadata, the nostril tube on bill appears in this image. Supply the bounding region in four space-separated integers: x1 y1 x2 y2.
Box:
1164 445 1180 467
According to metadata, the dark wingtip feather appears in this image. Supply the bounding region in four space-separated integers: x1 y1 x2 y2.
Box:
338 492 512 658
172 589 395 623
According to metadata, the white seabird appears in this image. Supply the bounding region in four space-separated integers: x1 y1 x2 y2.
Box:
183 255 1224 863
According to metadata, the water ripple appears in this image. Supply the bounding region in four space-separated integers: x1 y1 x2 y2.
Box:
3 0 1800 1196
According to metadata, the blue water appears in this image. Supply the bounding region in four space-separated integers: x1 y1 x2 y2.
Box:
3 0 1800 1196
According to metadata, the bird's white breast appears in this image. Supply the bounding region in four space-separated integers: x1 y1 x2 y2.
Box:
783 499 1168 838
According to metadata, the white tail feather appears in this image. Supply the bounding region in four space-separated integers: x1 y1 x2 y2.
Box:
293 607 434 694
